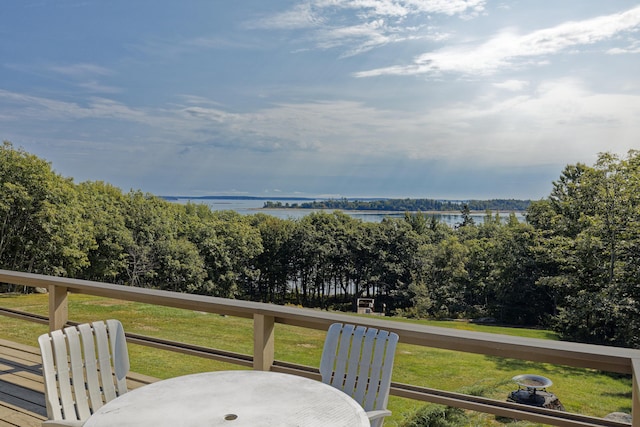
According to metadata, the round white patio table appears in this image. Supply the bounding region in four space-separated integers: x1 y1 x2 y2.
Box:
83 370 370 427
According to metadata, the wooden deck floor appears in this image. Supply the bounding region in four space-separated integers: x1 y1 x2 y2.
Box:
0 338 157 427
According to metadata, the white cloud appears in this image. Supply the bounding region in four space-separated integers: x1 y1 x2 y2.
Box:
181 106 239 124
247 3 324 30
314 0 486 18
0 90 154 125
77 81 121 94
4 74 639 173
607 39 640 54
316 19 389 49
167 78 640 170
416 78 640 166
249 0 484 56
44 63 122 94
0 90 89 120
49 63 113 77
356 5 640 77
316 19 406 56
493 79 529 91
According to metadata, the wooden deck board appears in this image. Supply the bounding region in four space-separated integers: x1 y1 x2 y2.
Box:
0 338 157 426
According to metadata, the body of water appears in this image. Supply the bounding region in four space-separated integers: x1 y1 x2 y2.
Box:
169 197 525 227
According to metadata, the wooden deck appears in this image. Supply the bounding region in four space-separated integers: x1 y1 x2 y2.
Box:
0 338 157 427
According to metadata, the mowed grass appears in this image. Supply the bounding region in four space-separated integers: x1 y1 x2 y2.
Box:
0 293 632 426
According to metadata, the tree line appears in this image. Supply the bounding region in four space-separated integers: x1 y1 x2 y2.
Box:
264 198 531 211
1 141 639 348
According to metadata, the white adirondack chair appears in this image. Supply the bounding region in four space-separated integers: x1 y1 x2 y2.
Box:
38 319 130 427
320 323 399 427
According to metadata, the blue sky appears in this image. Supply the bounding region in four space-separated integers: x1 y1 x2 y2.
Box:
2 1 639 199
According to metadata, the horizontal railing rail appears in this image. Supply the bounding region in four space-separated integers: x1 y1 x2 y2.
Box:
0 269 638 427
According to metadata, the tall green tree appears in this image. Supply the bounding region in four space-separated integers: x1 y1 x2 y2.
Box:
194 210 262 298
370 218 422 311
0 142 92 278
249 214 295 303
76 181 132 282
120 191 165 287
530 151 640 347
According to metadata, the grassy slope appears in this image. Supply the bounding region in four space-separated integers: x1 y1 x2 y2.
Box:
0 293 632 426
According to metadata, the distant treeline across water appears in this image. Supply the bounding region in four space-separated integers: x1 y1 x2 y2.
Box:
165 196 525 226
263 197 531 212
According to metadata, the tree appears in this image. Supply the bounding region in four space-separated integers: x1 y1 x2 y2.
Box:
76 181 132 282
371 218 423 312
422 236 470 318
531 151 640 347
249 214 295 303
192 210 262 298
120 191 168 287
486 220 553 325
456 204 475 228
0 142 93 279
289 212 342 306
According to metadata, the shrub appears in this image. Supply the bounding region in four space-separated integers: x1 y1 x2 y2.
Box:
401 404 468 427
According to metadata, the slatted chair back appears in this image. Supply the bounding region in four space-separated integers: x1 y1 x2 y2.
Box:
38 319 130 425
320 323 399 427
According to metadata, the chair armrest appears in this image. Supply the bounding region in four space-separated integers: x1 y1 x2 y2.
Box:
43 420 86 427
366 409 392 421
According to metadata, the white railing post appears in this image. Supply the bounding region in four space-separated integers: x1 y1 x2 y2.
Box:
48 284 68 332
253 313 275 371
633 359 640 427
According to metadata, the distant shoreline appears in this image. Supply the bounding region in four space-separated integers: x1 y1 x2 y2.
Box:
162 195 384 202
164 196 530 214
162 195 318 201
254 207 525 214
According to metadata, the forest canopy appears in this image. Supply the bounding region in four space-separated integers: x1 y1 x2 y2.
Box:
2 141 639 349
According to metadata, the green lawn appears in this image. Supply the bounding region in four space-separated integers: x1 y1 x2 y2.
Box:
0 293 632 426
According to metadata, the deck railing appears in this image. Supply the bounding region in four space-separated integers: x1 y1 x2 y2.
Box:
0 269 638 427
